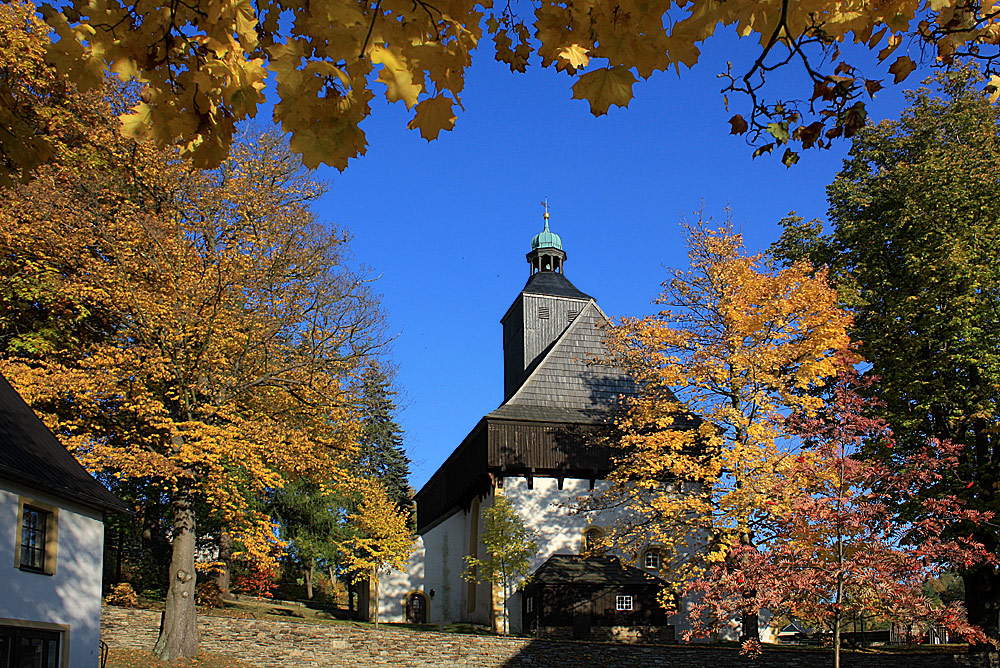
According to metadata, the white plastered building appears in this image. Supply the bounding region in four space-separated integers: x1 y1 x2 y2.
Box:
0 373 129 667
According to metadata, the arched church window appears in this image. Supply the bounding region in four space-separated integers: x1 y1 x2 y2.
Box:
582 526 606 556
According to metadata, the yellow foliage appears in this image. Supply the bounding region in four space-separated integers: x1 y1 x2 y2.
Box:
0 125 384 580
4 0 1000 176
340 482 413 577
594 212 853 589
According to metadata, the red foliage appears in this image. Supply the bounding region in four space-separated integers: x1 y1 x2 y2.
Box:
234 561 277 600
682 361 996 647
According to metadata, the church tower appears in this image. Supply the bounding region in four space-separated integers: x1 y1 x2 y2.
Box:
501 207 594 401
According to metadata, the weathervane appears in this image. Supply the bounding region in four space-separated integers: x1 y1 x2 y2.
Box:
541 197 550 221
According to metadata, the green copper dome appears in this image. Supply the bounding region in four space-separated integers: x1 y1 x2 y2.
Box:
530 218 563 251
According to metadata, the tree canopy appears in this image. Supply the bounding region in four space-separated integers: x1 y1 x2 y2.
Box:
773 68 1000 643
0 29 386 652
590 216 852 639
7 0 1000 179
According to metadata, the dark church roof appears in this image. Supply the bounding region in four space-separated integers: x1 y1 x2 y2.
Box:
520 271 593 301
493 302 635 424
0 373 129 512
528 555 663 586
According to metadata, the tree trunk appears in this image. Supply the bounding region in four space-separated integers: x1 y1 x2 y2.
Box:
305 560 314 600
963 562 1000 648
216 528 232 598
372 570 379 628
153 484 199 661
737 532 759 642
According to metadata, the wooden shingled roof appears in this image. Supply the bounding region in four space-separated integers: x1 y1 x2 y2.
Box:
0 372 129 513
527 554 663 586
489 301 635 424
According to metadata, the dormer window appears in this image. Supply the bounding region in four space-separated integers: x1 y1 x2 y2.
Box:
643 549 660 570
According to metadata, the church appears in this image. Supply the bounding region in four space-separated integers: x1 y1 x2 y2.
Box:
375 210 680 638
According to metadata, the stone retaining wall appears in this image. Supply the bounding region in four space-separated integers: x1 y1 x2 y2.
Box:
101 606 999 668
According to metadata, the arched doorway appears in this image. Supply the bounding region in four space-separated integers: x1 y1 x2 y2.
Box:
405 591 429 624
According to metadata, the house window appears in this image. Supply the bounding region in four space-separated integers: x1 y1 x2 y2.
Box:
616 595 633 611
20 507 49 572
14 498 58 576
643 550 660 570
0 625 62 668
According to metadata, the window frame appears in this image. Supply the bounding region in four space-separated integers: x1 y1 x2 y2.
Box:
615 595 634 612
0 620 68 668
13 497 59 576
643 549 660 570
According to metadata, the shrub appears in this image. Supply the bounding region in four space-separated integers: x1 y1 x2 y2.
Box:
196 582 225 608
105 583 139 607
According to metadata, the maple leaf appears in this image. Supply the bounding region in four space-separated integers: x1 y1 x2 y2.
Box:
728 114 748 135
864 79 884 98
370 45 422 109
557 44 590 70
888 55 916 84
571 66 637 116
407 95 457 141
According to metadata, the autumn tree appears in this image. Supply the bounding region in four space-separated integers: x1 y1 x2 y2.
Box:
463 493 537 635
8 0 1000 179
684 366 994 665
1 119 384 659
772 68 1000 644
340 483 413 627
592 214 852 640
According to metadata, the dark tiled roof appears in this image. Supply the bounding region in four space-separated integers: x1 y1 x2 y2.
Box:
530 554 662 586
0 373 129 512
520 272 593 300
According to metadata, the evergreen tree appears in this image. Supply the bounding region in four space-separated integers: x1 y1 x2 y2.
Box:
270 480 345 599
355 363 412 510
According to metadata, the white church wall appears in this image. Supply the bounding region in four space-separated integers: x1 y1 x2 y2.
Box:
377 535 426 623
499 475 630 633
498 475 695 637
418 506 469 623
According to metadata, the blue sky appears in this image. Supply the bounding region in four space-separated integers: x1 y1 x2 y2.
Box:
306 31 931 489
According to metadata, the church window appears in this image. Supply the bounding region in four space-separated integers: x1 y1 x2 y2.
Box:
616 595 633 611
538 306 550 319
582 526 606 556
643 550 660 570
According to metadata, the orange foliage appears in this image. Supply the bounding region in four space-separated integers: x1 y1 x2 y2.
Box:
592 212 853 591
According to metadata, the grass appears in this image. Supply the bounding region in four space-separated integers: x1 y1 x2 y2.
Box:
106 649 258 668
